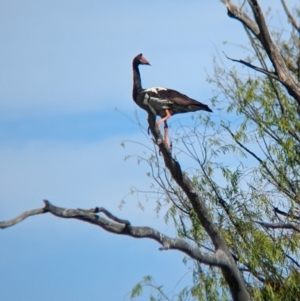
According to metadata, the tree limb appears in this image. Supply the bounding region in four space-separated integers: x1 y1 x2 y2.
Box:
280 0 300 32
0 200 226 268
221 0 300 103
220 0 260 36
0 207 47 229
223 51 279 80
274 207 300 220
255 220 300 232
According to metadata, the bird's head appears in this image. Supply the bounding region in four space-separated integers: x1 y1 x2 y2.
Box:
133 53 151 66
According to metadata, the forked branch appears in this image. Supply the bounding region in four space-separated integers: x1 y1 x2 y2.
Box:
0 200 224 267
221 0 300 103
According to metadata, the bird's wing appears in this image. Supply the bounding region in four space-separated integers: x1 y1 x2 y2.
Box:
141 88 173 107
143 87 212 112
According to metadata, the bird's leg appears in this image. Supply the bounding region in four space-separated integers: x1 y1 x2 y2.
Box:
163 121 170 148
156 109 171 128
156 110 171 148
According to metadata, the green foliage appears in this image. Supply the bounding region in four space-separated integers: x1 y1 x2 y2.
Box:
130 275 176 301
131 283 143 299
200 5 300 297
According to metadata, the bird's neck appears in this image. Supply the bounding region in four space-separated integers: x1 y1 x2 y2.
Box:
132 64 142 101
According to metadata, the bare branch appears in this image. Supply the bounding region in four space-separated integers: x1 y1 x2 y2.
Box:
256 221 300 232
222 0 260 36
223 51 279 80
286 254 300 268
222 0 300 103
247 0 276 52
0 207 47 229
274 207 300 220
280 0 300 32
96 207 131 225
0 200 226 268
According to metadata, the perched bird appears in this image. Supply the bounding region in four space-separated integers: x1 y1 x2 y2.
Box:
132 53 212 147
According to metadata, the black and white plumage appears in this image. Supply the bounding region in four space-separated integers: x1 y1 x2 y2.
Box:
132 53 212 147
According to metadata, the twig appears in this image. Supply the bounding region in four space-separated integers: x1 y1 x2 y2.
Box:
255 220 300 232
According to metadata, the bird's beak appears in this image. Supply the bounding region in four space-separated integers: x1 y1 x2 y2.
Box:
141 56 151 66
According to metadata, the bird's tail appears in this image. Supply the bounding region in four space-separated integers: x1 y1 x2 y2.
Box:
199 104 213 113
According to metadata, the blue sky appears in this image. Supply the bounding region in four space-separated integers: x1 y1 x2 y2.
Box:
0 1 298 300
